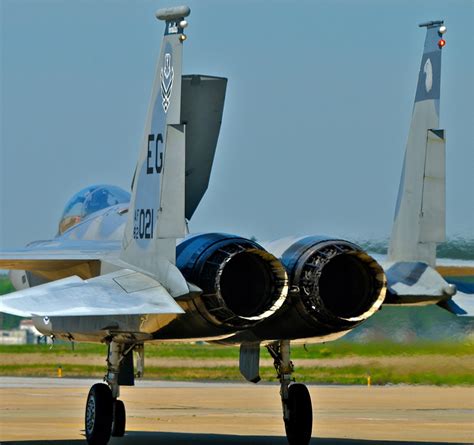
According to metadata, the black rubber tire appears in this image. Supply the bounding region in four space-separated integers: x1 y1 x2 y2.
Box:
284 383 313 445
85 383 113 445
111 399 126 437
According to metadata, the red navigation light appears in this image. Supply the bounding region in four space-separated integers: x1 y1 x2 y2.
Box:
438 39 446 48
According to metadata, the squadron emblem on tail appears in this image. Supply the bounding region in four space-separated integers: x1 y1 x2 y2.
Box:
424 58 433 92
160 53 174 112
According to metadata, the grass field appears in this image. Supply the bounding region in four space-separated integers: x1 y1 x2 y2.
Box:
1 341 472 385
0 276 14 295
0 276 21 329
1 276 473 385
1 340 472 358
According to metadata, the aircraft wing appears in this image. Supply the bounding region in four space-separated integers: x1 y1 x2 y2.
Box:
0 239 120 260
0 240 120 280
0 269 184 317
0 253 101 274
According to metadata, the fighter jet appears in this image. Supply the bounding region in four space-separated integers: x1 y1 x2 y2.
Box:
0 7 472 445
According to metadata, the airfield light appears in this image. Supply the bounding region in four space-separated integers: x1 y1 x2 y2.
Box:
438 38 446 48
179 20 188 28
438 25 447 35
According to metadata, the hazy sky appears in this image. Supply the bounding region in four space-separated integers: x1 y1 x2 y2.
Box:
1 0 473 249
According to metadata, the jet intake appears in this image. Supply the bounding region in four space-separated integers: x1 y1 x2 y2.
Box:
176 234 288 329
289 240 386 325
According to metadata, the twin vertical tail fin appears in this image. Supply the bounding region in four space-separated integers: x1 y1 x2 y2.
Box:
384 22 466 309
388 21 447 266
120 6 191 294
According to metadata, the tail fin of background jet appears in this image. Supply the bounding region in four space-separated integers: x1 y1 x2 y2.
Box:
388 21 447 266
120 6 190 293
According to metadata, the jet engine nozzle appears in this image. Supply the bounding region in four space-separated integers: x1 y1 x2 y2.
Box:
290 240 386 325
176 234 288 329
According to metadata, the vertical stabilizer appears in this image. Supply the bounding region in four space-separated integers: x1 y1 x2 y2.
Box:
121 7 191 295
388 21 447 266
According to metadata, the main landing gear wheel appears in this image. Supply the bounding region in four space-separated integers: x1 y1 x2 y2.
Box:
85 383 113 445
111 399 126 437
284 383 313 445
267 341 314 445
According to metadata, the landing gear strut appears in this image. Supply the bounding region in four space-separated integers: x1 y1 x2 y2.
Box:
267 340 313 445
85 341 139 445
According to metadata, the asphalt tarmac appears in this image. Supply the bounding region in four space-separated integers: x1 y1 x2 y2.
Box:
0 378 472 445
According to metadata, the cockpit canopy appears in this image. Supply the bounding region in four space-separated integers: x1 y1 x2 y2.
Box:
58 185 130 235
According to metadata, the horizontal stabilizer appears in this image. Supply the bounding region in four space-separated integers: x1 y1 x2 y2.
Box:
438 292 474 317
384 262 455 304
0 269 185 317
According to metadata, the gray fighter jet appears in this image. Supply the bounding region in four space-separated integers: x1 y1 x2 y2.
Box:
0 8 472 445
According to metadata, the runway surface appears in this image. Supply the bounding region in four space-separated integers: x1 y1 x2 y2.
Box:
0 377 473 444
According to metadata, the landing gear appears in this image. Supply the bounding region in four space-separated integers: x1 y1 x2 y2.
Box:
111 399 126 437
85 341 139 445
85 383 113 445
267 340 313 445
285 383 313 445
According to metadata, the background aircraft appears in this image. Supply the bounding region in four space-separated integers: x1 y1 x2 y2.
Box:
0 6 473 445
